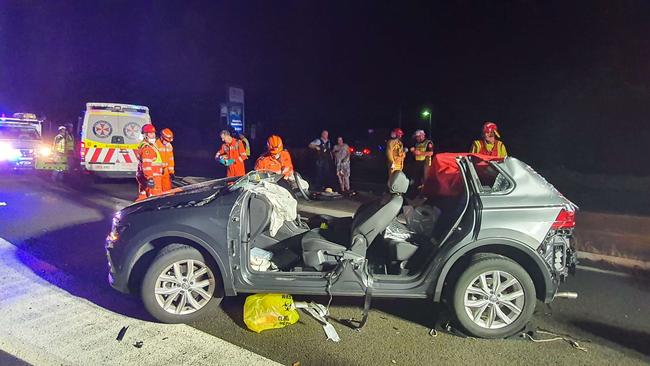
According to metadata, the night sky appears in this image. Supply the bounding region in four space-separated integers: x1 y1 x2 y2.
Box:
1 1 649 174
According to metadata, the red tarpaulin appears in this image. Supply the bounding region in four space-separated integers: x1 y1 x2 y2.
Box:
422 153 503 197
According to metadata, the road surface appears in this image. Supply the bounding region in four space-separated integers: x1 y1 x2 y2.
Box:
0 172 649 365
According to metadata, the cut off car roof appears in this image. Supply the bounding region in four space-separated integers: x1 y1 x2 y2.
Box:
422 153 503 197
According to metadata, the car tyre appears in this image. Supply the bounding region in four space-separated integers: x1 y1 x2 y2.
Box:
141 244 223 323
451 255 536 339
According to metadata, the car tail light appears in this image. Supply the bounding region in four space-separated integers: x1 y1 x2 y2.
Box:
362 148 371 155
80 141 86 159
349 146 355 153
551 208 575 229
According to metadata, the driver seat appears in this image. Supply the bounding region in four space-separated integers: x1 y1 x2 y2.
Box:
301 171 410 270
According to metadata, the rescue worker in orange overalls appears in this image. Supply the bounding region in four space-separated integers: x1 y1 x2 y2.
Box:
470 121 508 157
136 124 164 201
254 135 294 179
386 127 406 175
156 128 175 192
215 130 247 178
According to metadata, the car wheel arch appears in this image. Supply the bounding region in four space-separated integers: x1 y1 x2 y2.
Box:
124 232 235 296
432 239 553 303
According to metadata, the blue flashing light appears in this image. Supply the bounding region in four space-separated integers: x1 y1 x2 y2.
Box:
0 143 21 161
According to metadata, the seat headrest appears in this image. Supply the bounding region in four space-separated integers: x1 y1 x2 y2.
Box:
388 171 409 194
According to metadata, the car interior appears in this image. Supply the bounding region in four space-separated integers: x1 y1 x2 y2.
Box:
244 170 470 276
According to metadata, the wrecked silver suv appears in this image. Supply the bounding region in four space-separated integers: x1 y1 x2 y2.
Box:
106 154 577 339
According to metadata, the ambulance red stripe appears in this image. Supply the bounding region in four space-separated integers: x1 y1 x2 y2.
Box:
90 148 102 163
103 149 115 163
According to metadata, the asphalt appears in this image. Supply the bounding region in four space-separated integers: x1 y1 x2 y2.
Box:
1 172 649 366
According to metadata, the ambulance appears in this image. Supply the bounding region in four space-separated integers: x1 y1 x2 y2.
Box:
79 102 151 178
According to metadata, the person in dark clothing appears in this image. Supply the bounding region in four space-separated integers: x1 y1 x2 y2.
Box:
308 130 333 190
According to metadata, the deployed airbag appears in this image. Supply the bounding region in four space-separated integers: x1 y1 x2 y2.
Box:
250 181 298 236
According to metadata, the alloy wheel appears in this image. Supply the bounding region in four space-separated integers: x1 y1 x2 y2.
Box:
154 259 215 315
463 270 525 329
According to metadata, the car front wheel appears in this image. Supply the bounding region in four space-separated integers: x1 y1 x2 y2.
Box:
451 255 536 338
141 244 223 323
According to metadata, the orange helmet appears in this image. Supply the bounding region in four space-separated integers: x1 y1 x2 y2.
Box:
267 135 284 154
161 128 174 142
142 124 156 134
483 122 500 138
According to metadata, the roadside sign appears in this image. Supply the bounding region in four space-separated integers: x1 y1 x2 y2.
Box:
228 104 244 133
228 87 245 104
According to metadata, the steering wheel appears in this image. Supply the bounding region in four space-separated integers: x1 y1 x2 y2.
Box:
293 171 311 201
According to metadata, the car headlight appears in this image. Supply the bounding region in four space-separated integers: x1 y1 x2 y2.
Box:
0 142 21 161
106 212 128 248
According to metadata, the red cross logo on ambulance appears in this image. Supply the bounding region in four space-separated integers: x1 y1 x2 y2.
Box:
92 120 113 138
123 122 140 140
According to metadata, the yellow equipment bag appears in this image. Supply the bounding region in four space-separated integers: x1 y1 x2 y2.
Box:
243 294 300 333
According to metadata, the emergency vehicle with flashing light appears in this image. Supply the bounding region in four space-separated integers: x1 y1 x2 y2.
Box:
79 102 151 178
0 113 44 170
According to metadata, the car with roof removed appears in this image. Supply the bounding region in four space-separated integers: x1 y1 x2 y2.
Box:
106 153 578 338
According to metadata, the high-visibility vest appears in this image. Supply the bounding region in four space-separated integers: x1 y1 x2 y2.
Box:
156 139 175 174
472 139 507 157
386 138 405 171
137 140 163 178
54 134 66 154
414 139 433 164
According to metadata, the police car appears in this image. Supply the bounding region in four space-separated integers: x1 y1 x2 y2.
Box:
0 113 44 170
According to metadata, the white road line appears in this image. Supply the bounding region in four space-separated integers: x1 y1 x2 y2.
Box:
0 237 279 366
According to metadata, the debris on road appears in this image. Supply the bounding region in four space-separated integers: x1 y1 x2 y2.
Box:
116 326 129 342
523 329 589 352
133 341 144 348
294 301 340 342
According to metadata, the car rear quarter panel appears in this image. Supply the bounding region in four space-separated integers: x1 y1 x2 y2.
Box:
478 205 560 245
478 157 571 245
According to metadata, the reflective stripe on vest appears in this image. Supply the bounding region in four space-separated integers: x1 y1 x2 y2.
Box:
139 141 163 164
